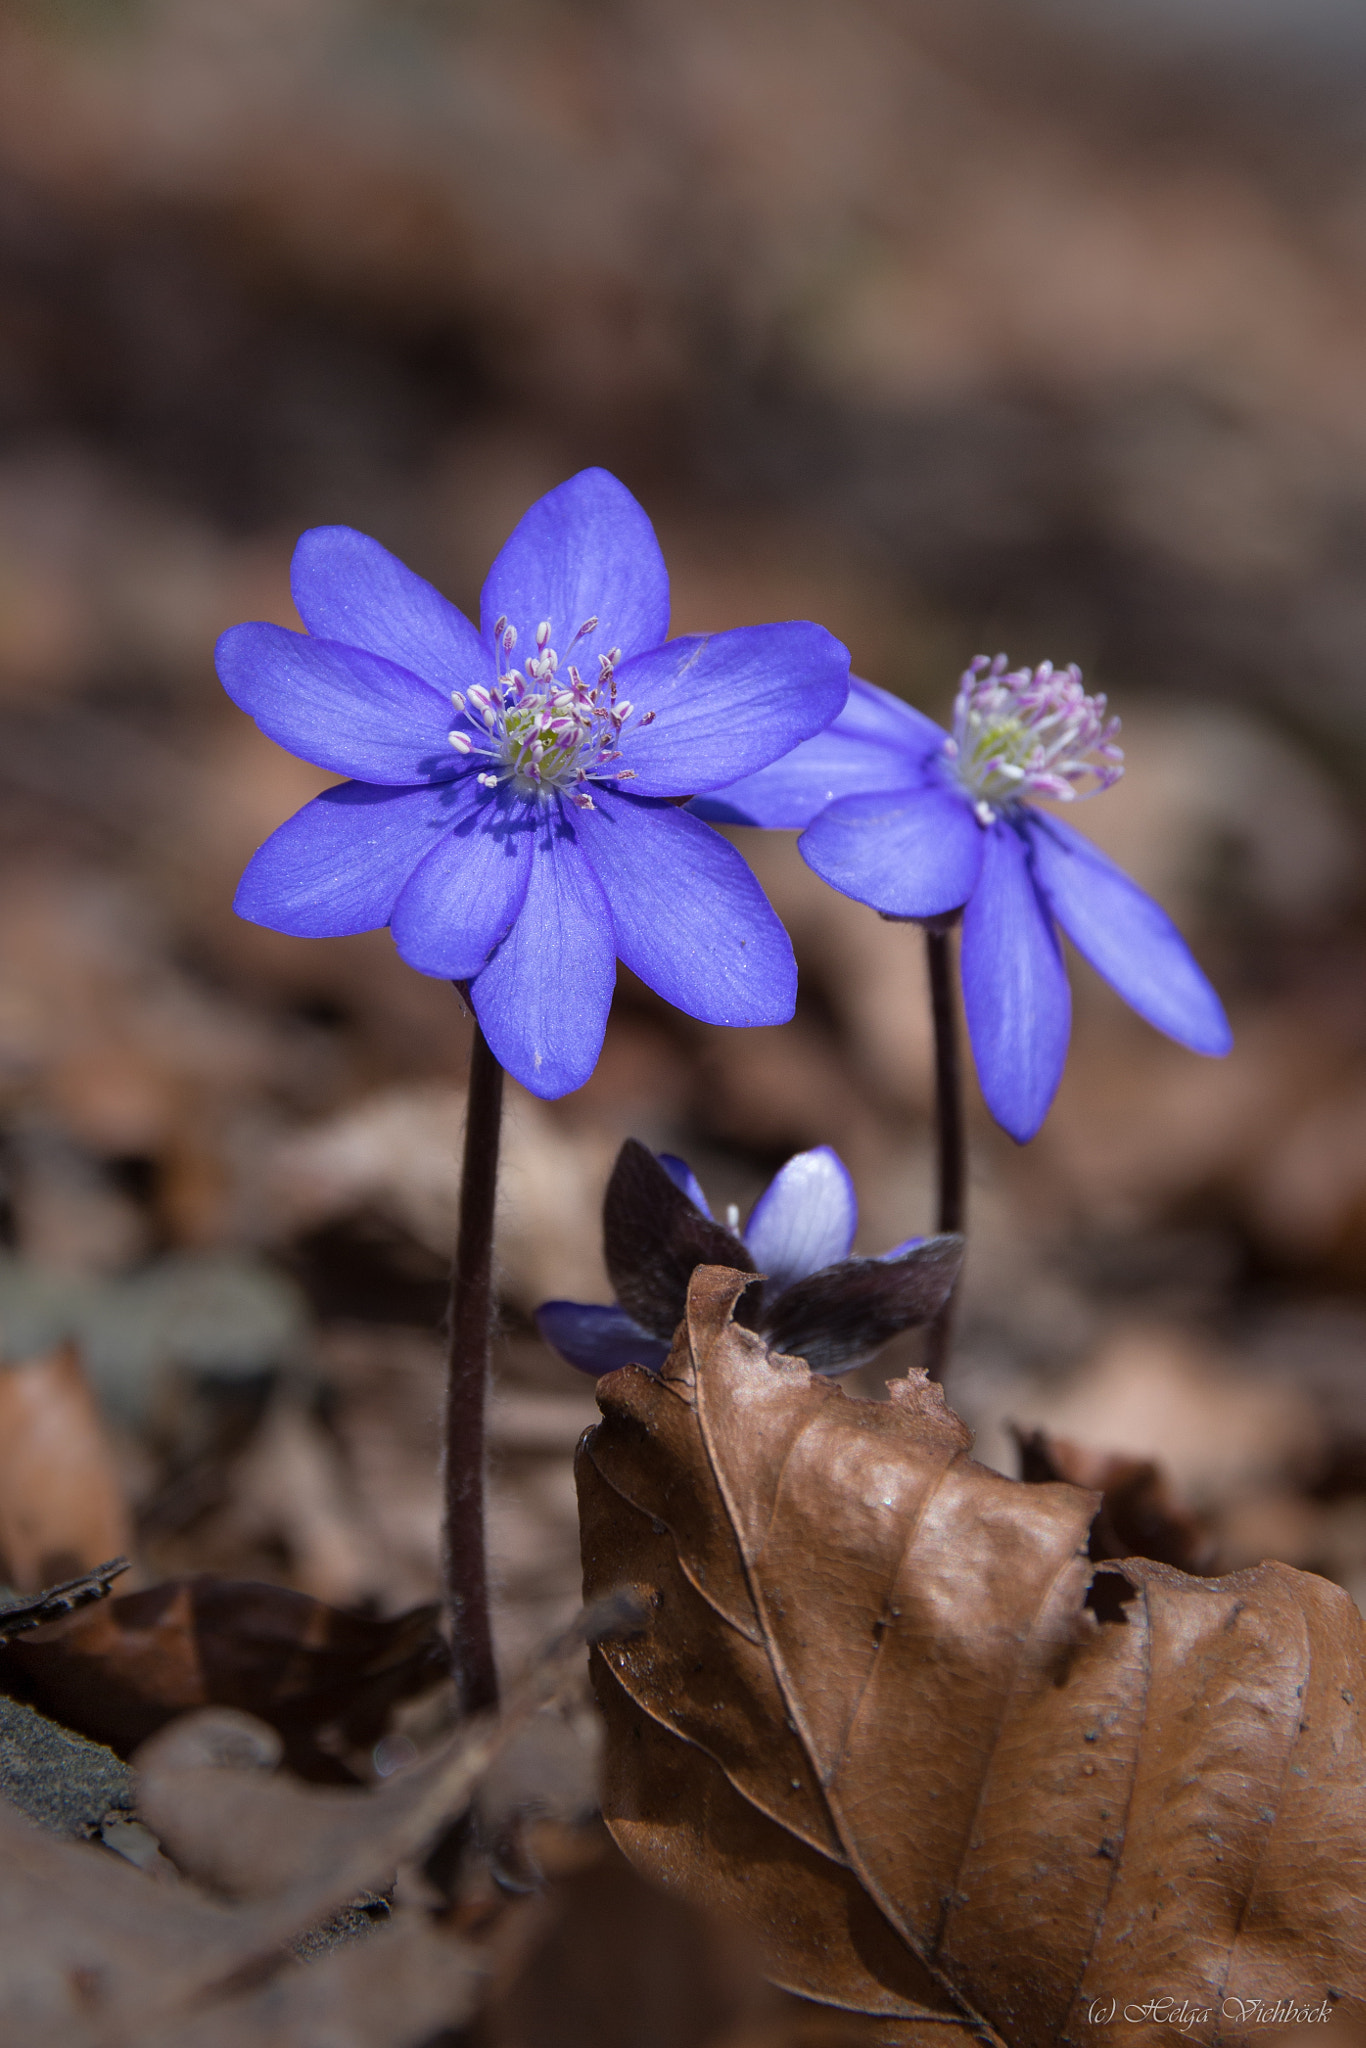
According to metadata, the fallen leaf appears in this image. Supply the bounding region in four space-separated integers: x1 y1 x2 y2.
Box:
0 1700 491 2048
0 1601 638 2048
0 1341 133 1589
1 1576 448 1780
136 1912 483 2048
0 1556 129 1641
131 1595 644 1906
477 1824 769 2048
135 1912 483 2048
577 1266 1366 2044
1012 1425 1217 1573
208 1394 379 1607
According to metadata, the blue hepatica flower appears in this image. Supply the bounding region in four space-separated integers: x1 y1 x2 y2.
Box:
217 469 850 1098
696 654 1232 1142
536 1139 962 1377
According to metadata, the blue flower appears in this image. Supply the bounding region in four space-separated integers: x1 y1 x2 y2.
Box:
536 1139 961 1377
217 469 850 1098
696 655 1232 1141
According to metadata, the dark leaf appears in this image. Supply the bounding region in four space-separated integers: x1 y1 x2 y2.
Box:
1014 1425 1217 1574
0 1557 129 1642
133 1595 642 1908
478 1825 771 2048
0 1576 448 1781
578 1266 1366 2042
603 1139 756 1339
762 1235 963 1375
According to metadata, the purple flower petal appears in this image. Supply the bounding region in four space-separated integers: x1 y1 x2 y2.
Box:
479 469 670 666
657 1153 712 1218
692 677 945 827
235 780 463 937
614 623 849 796
389 781 533 980
603 1139 755 1338
799 782 984 918
742 1146 858 1295
577 791 795 1026
762 1234 963 1376
216 623 457 785
961 820 1071 1142
469 815 616 1098
1019 811 1233 1057
879 1234 927 1261
534 1300 670 1377
290 527 490 697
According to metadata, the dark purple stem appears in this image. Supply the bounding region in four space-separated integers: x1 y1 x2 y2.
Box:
923 924 965 1378
444 1002 504 1715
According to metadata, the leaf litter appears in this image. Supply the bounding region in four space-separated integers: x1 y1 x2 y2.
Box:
578 1266 1366 2044
0 1593 729 2048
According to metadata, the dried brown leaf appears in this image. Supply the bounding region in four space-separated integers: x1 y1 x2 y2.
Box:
577 1267 1366 2046
0 1700 493 2048
0 1606 629 2047
133 1597 642 1907
477 1824 767 2048
134 1912 483 2048
0 1342 133 1589
1013 1424 1217 1574
0 1791 304 2048
0 1556 129 1640
1 1576 447 1779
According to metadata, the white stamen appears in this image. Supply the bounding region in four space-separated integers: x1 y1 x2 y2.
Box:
462 616 659 803
946 654 1123 822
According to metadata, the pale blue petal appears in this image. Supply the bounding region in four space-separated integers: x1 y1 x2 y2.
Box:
480 469 670 665
743 1146 858 1295
658 1154 712 1218
961 820 1071 1143
535 1300 670 1377
799 783 983 918
693 677 945 827
470 813 616 1098
290 527 490 696
1020 811 1233 1057
235 780 464 936
577 791 795 1026
216 623 457 785
613 623 850 796
389 783 533 979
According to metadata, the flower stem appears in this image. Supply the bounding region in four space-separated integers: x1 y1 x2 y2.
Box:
923 925 965 1377
444 1004 504 1715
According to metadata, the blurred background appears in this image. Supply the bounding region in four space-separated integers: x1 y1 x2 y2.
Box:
1 0 1365 1665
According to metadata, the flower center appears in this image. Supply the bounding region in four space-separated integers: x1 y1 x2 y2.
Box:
447 616 654 809
942 654 1123 825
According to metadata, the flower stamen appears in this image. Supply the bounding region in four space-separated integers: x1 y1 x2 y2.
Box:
943 654 1123 825
447 618 656 801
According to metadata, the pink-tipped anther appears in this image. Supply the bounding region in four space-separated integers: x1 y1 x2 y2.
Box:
943 653 1123 825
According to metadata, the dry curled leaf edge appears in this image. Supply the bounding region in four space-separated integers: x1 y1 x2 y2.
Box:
577 1265 1366 2047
